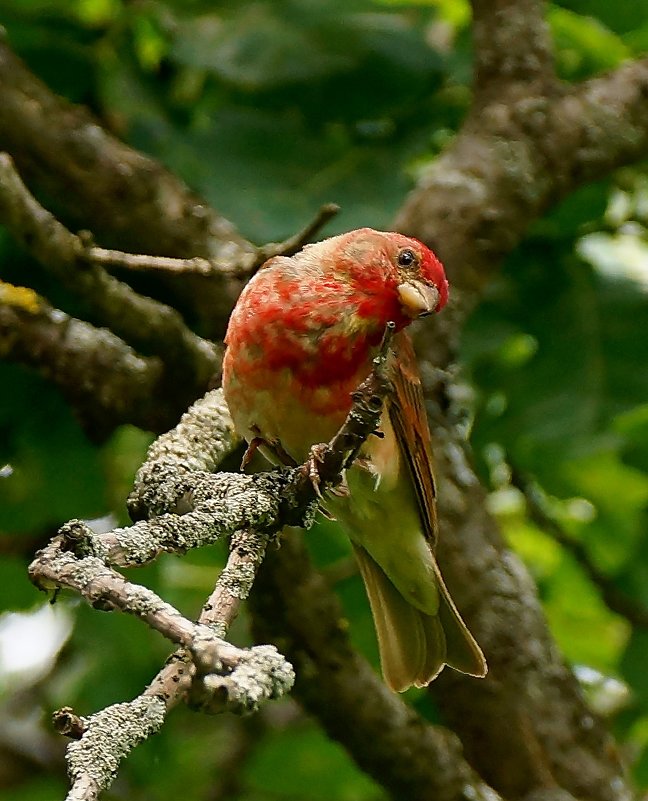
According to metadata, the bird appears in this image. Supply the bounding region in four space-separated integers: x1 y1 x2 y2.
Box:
222 227 486 691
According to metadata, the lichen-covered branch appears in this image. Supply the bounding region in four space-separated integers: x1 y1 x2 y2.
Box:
30 534 258 667
64 696 167 801
128 325 396 524
51 535 293 801
29 339 398 800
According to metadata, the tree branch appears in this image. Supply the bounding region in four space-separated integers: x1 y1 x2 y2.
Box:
0 39 339 334
391 46 648 801
0 35 247 333
5 5 648 800
397 57 648 300
88 202 341 280
470 0 556 99
28 334 397 800
0 153 219 388
0 280 177 435
563 58 648 186
422 406 626 801
250 533 501 801
0 37 252 266
0 154 338 434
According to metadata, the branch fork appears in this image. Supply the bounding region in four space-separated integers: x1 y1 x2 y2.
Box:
27 327 396 801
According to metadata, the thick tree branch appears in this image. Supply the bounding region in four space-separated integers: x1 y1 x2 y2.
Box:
423 405 626 801
397 57 648 300
0 153 219 389
470 0 556 99
0 35 247 331
0 39 339 333
250 533 501 801
391 49 648 801
565 58 648 185
0 37 252 266
0 154 338 434
0 280 177 435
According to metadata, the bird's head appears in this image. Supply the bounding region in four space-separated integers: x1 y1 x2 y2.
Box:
326 228 449 322
384 231 449 318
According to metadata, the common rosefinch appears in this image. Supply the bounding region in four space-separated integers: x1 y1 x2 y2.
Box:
223 228 486 691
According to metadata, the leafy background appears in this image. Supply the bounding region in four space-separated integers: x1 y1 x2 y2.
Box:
0 0 647 797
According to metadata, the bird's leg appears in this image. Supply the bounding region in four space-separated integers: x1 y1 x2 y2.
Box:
241 426 297 470
240 436 266 470
302 442 329 499
298 443 347 519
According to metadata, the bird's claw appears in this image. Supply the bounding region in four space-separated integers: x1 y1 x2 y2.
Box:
242 426 297 470
240 436 266 470
302 442 329 499
329 470 350 498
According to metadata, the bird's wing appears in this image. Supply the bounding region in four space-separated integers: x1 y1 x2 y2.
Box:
387 330 439 550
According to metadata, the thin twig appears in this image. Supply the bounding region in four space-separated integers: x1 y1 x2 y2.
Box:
85 247 217 277
250 203 341 271
85 203 340 280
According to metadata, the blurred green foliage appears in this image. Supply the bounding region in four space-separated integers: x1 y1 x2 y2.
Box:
0 0 646 798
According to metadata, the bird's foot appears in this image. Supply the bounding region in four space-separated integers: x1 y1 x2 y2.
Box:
301 442 329 498
355 456 382 490
241 426 297 470
329 470 350 498
240 436 266 470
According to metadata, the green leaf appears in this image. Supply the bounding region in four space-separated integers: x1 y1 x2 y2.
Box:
171 7 354 90
0 365 106 533
614 405 648 474
554 0 648 36
548 7 631 80
246 721 386 800
0 557 41 611
0 778 68 801
544 558 629 671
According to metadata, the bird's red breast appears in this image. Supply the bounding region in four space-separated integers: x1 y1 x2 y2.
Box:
222 228 486 691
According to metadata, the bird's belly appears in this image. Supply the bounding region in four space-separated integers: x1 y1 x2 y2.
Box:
224 365 348 464
326 451 439 615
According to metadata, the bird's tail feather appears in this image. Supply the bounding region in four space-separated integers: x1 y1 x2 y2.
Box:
435 563 487 678
352 544 486 692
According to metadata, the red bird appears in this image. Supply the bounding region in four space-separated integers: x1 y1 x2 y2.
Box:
223 228 486 691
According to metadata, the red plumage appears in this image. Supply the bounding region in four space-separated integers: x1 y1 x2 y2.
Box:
223 228 485 690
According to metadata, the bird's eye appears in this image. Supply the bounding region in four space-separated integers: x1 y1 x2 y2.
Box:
397 248 417 268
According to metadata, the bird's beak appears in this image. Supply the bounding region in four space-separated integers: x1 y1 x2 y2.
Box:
397 280 440 318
